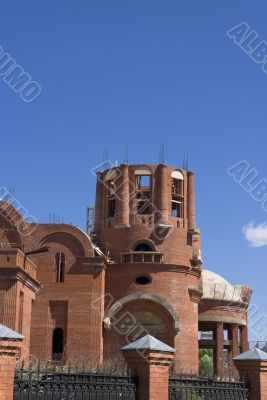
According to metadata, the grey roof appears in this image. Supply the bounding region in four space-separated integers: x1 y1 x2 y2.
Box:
121 334 175 353
249 342 267 353
234 347 267 361
0 324 24 340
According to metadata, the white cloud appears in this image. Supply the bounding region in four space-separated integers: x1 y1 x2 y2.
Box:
242 222 267 247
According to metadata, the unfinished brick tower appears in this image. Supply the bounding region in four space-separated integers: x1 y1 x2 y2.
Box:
93 163 203 372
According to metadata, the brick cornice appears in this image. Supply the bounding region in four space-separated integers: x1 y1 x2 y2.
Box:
0 268 40 293
110 262 202 277
123 349 174 367
199 298 249 312
0 339 22 357
77 256 107 270
234 359 267 371
198 315 247 326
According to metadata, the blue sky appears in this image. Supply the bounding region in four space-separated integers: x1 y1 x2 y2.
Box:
1 1 267 340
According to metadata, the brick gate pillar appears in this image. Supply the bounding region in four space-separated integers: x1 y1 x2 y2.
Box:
0 324 24 400
121 334 175 400
234 348 267 400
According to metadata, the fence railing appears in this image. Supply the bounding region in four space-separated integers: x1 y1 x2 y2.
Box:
169 375 249 400
14 368 137 400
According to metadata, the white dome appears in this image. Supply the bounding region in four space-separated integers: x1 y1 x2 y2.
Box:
202 269 245 302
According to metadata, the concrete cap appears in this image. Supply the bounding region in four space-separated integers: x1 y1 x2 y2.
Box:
0 324 24 340
234 347 267 361
121 334 175 353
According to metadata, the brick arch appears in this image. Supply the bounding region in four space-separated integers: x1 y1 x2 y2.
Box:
37 225 94 258
106 293 179 333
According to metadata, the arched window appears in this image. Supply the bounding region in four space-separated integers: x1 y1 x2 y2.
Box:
171 170 184 218
55 252 65 283
52 328 64 358
134 242 154 252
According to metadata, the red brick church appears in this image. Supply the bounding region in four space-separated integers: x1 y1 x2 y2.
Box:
0 163 251 375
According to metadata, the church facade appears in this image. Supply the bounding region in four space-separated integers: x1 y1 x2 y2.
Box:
0 163 251 375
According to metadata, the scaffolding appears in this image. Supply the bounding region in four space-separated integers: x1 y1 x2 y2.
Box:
86 206 95 235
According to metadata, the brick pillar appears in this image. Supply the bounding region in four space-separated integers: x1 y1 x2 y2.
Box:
229 324 239 361
214 322 224 377
187 171 196 230
122 334 175 400
234 348 267 400
94 172 104 232
158 164 169 225
240 325 249 353
0 325 24 400
117 163 130 227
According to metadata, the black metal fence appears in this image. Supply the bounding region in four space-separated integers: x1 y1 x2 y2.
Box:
169 375 249 400
14 368 137 400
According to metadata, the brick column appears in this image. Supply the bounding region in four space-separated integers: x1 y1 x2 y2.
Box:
240 325 249 353
0 325 24 400
234 348 267 400
229 324 239 360
117 163 130 227
94 172 104 232
158 164 169 225
187 171 196 230
122 334 175 400
214 322 224 377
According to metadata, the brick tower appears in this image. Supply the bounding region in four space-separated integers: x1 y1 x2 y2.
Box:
93 163 203 372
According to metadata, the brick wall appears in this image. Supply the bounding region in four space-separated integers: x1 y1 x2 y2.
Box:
28 224 105 365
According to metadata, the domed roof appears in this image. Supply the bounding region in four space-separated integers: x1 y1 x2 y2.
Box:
201 269 248 302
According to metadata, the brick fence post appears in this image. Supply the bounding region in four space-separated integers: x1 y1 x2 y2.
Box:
234 347 267 400
0 324 24 400
121 334 175 400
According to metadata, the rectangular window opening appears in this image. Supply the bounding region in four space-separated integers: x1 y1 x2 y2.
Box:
136 175 151 191
107 197 116 217
171 178 184 219
198 330 214 340
172 178 184 196
18 291 24 334
106 179 116 218
172 199 183 218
